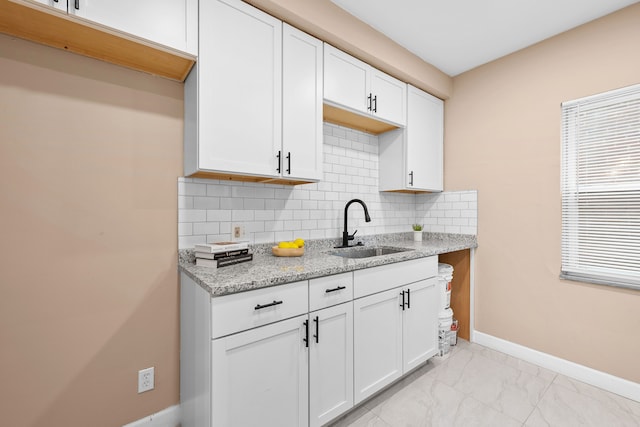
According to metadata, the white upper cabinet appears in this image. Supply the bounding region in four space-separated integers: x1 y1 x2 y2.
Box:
282 23 324 182
192 0 282 179
324 44 406 126
31 0 197 55
185 0 323 183
370 68 407 126
379 85 444 192
406 85 444 191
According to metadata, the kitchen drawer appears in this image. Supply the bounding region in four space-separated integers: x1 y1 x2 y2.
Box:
353 256 437 299
211 280 308 339
309 272 353 312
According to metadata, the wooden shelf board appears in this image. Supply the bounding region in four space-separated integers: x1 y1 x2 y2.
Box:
0 0 195 81
189 171 316 186
323 104 399 135
381 189 432 194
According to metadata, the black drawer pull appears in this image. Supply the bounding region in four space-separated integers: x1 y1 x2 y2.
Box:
303 319 309 347
325 285 346 293
254 300 283 310
286 152 291 174
313 316 319 344
400 290 405 311
406 288 411 309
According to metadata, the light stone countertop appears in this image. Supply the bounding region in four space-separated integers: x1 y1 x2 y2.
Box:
178 232 477 297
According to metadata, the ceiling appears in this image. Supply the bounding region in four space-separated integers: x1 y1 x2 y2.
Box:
330 0 639 76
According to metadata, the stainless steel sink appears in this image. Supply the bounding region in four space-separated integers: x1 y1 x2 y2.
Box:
330 246 412 259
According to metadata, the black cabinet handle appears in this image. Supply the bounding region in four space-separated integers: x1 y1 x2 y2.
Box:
325 285 346 293
372 95 377 113
367 93 372 111
406 288 411 309
286 152 291 174
409 171 414 186
276 151 281 173
313 316 319 343
254 300 283 310
400 290 405 311
74 0 79 9
303 320 309 347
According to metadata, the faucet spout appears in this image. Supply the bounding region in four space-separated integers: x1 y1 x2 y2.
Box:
338 199 371 248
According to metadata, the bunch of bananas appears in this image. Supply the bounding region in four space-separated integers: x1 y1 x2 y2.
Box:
278 238 305 249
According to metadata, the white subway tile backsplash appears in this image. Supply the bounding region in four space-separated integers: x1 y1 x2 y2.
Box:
193 222 220 235
184 183 206 196
178 196 193 209
193 197 220 210
178 209 206 223
178 223 193 236
177 124 478 248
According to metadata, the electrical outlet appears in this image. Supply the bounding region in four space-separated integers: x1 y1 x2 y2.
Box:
138 367 154 393
232 224 244 240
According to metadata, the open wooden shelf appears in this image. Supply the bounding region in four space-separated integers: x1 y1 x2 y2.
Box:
189 170 316 186
439 249 471 341
0 0 195 81
323 104 399 135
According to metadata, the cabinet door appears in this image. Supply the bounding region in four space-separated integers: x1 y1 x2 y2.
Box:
370 69 407 126
211 315 308 427
72 0 197 54
309 303 354 427
353 288 403 404
198 0 282 178
282 24 323 181
402 278 439 372
324 44 368 115
406 85 444 191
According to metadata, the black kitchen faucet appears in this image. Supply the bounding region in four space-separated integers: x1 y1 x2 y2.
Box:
336 199 371 248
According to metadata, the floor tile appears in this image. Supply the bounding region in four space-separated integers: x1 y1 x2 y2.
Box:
525 377 640 427
452 351 551 422
452 396 522 427
328 340 640 427
328 404 390 427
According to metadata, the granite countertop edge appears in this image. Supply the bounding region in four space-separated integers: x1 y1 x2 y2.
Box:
178 232 477 297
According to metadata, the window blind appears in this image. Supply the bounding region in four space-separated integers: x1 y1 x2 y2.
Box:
561 83 640 290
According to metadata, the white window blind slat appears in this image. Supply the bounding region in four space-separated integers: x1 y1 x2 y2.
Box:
561 83 640 290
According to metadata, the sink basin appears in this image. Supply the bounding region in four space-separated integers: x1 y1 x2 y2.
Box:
330 246 412 259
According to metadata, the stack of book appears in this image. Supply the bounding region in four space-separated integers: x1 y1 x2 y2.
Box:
194 241 252 268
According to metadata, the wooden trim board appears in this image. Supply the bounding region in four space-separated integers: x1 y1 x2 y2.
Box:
0 0 195 81
323 104 399 135
189 171 316 186
439 249 471 341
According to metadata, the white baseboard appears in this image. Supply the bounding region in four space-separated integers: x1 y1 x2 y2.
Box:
473 331 640 403
122 404 180 427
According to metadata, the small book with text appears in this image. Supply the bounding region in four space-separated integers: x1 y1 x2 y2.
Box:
194 241 249 254
196 253 253 269
195 248 249 260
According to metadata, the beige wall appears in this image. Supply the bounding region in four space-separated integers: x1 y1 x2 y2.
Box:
444 3 640 382
0 34 183 426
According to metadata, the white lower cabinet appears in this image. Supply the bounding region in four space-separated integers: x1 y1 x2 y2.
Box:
181 256 438 427
309 302 354 427
211 315 309 427
353 287 403 404
353 258 439 404
402 278 439 371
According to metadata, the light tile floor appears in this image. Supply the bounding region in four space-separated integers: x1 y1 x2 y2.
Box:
328 339 640 427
